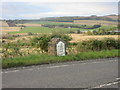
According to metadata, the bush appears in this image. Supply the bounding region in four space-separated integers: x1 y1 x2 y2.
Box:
2 34 15 40
27 32 34 35
51 31 72 44
86 31 93 35
93 24 101 28
31 32 72 52
76 38 120 52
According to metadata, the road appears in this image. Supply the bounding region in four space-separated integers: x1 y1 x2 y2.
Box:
2 57 119 89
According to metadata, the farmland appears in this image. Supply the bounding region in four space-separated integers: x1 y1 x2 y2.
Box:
8 26 117 34
2 27 21 32
17 24 42 27
26 21 72 25
9 26 93 34
7 21 117 34
73 20 117 26
1 16 119 68
2 34 118 43
70 34 118 43
25 20 117 26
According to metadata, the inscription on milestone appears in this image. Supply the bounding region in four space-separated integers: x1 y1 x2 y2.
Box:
56 41 65 56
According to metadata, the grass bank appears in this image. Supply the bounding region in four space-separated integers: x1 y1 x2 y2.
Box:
2 49 119 69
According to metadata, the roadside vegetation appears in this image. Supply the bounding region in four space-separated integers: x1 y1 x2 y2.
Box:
2 49 119 69
1 32 119 68
2 33 119 59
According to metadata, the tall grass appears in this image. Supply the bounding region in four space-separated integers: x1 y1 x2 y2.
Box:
2 49 119 69
76 38 120 52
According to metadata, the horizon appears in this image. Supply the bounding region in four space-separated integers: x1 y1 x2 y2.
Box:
0 14 118 20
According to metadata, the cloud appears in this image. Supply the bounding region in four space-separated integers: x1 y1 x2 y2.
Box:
1 0 119 2
52 2 118 15
1 2 118 19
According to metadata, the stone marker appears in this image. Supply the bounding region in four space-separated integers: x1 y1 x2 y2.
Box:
48 38 66 56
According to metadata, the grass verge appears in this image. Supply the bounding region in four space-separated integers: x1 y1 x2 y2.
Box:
2 49 119 69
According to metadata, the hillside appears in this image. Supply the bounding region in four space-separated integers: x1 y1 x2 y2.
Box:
39 15 118 22
4 15 118 24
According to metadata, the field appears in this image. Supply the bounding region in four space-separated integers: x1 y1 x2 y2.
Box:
8 26 117 34
73 20 117 26
1 20 117 34
26 20 117 26
17 24 42 27
3 34 118 44
9 26 94 34
28 20 117 26
70 34 118 43
26 21 73 25
2 27 21 32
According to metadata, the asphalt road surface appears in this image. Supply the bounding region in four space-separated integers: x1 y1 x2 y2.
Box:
2 57 119 89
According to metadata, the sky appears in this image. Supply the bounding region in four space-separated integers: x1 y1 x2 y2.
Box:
1 1 118 20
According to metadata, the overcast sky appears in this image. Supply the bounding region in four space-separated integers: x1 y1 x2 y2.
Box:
1 1 118 19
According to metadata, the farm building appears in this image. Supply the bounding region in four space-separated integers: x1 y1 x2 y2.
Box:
0 20 21 32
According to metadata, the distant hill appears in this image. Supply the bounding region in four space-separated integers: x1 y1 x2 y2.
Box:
39 15 118 22
3 15 118 24
104 15 118 20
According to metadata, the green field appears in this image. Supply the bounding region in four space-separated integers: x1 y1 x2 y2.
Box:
26 21 72 25
99 26 117 30
9 26 96 34
9 25 116 34
26 21 93 28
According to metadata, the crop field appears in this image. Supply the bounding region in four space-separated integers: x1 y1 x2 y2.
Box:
4 33 119 44
74 20 117 26
2 27 21 32
17 24 42 27
69 34 119 43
